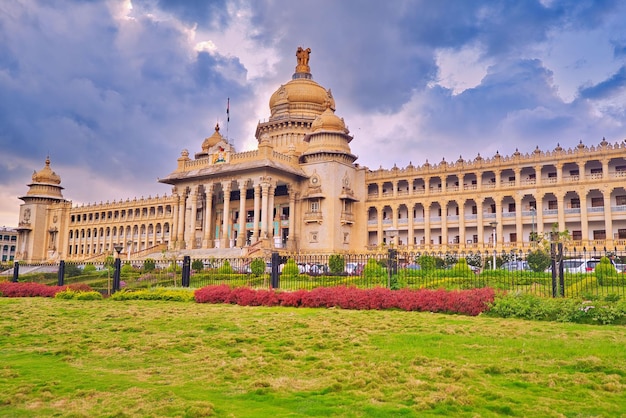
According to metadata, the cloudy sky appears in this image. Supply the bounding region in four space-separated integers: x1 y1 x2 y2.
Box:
1 0 626 227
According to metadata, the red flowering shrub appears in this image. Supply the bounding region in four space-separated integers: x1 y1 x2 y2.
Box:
194 284 232 304
278 289 307 307
0 282 93 298
194 285 495 316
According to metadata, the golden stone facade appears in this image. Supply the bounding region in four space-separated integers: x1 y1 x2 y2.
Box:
15 48 626 263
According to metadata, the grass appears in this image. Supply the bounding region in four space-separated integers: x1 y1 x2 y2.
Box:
1 298 625 417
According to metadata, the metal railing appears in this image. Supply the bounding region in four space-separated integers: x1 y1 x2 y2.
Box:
2 248 625 299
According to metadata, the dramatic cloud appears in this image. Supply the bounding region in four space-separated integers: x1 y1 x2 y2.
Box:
1 0 625 226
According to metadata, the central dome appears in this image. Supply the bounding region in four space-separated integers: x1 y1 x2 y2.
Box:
268 47 335 121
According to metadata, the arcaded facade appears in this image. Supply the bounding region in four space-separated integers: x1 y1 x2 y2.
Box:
14 48 626 263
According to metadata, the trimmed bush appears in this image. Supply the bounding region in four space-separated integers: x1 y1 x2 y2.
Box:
55 289 103 300
217 260 234 274
194 285 495 316
250 258 266 276
282 258 300 277
595 256 622 286
110 287 195 302
328 254 345 275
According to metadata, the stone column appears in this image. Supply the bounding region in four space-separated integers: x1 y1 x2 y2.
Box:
536 193 544 236
176 188 187 249
441 201 448 248
495 199 502 251
288 185 296 249
534 165 542 186
203 183 214 248
252 183 261 243
604 190 613 246
477 199 484 246
377 206 383 246
408 204 414 248
458 199 465 248
268 184 276 239
424 205 431 247
514 195 523 245
556 191 566 232
260 181 270 239
580 189 589 245
238 181 247 247
187 185 198 249
221 182 231 248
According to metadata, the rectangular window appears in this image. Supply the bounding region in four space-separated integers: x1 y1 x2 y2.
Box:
569 170 579 176
510 233 517 242
616 165 626 172
548 200 557 210
471 206 477 214
593 230 606 239
572 230 582 240
616 195 626 206
591 168 602 174
591 197 604 207
529 173 536 179
310 200 320 213
570 199 580 209
508 203 516 212
618 229 626 239
508 176 515 182
548 172 557 178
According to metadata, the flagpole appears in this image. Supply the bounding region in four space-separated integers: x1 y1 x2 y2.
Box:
226 97 230 144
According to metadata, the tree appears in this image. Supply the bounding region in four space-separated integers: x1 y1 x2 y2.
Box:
527 249 551 272
417 254 437 271
250 258 266 276
328 254 345 274
144 258 156 272
191 259 203 271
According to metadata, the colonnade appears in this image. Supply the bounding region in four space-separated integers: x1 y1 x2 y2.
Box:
173 178 297 250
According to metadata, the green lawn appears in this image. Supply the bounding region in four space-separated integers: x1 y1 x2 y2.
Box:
1 298 625 417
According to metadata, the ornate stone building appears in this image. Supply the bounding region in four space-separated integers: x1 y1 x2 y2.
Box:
14 48 626 263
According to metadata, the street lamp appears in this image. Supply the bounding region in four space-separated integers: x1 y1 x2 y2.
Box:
113 244 124 293
489 221 498 270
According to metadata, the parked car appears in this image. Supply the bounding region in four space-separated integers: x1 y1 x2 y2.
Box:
561 259 600 273
405 263 421 270
500 261 531 271
345 262 364 275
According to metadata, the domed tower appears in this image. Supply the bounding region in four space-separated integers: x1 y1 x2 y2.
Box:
17 157 69 262
255 46 335 155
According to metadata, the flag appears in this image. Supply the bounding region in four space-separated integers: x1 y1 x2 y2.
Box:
226 98 230 122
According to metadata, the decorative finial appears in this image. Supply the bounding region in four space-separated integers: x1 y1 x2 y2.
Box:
295 46 311 73
215 123 220 132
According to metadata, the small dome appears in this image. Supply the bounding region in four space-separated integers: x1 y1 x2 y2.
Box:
311 107 348 134
32 157 61 185
202 124 225 151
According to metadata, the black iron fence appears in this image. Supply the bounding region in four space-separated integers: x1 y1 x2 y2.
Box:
2 248 625 299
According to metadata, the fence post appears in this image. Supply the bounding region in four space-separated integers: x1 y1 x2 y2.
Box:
558 243 564 297
113 257 121 293
58 260 65 286
12 261 19 282
550 243 557 297
270 252 280 289
387 248 398 288
182 255 191 287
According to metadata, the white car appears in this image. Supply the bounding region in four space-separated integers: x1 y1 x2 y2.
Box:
561 259 600 273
